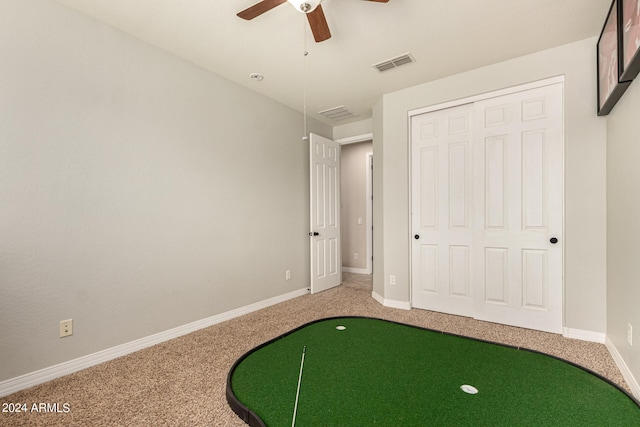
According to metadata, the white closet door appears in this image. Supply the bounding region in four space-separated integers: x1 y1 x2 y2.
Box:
411 82 564 334
411 103 474 317
472 83 563 333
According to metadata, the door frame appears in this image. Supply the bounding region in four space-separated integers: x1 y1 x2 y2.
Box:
407 76 565 324
408 76 565 118
366 152 373 275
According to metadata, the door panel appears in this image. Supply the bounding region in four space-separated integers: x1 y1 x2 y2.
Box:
449 142 469 228
310 133 341 294
522 249 547 309
522 130 546 229
449 245 469 297
484 135 508 229
419 244 438 293
484 247 508 304
419 146 438 228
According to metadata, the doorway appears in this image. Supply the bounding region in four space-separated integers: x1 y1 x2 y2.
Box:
340 140 373 275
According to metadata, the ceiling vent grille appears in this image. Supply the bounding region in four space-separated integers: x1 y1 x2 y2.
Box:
373 52 415 72
318 105 358 121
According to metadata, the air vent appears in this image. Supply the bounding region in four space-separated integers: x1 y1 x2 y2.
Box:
318 106 358 121
373 52 415 72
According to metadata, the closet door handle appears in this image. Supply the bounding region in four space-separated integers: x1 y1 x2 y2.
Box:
414 234 420 240
550 237 558 244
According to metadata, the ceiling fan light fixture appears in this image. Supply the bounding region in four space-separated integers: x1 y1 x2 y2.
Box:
287 0 321 13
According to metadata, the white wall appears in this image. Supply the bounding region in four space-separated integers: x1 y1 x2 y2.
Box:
0 0 330 382
607 78 640 392
373 38 608 333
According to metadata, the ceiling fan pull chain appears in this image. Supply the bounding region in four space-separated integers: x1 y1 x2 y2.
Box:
302 14 308 141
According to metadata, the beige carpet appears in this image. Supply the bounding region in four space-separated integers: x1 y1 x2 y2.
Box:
1 273 629 426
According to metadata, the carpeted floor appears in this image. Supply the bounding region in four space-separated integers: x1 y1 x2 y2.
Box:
0 273 630 426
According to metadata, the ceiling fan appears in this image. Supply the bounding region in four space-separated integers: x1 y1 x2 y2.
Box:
237 0 389 43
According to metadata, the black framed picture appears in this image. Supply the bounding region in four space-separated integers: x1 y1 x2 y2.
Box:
620 0 640 81
597 0 631 116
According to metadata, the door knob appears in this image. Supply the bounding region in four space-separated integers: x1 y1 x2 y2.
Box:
550 237 558 244
309 232 319 237
414 234 420 240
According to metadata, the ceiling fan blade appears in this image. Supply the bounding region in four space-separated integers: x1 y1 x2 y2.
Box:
237 0 287 20
307 5 331 42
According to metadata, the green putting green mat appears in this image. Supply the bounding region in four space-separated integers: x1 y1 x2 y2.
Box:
227 317 640 426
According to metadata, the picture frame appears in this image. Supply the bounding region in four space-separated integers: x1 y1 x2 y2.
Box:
597 0 631 116
620 0 640 81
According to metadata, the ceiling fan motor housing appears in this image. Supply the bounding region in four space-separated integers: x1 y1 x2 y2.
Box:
288 0 321 13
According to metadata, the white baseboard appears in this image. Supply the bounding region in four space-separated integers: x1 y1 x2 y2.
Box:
563 327 606 343
372 290 384 306
342 267 370 274
371 291 411 310
0 287 310 398
605 336 640 400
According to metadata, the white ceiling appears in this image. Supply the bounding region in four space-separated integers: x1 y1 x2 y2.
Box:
54 0 610 126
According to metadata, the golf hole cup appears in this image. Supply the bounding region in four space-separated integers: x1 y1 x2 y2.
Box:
460 384 479 394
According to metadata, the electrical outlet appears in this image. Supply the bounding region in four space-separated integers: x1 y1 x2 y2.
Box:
628 323 633 346
354 252 359 260
285 270 291 281
390 275 396 285
59 319 73 338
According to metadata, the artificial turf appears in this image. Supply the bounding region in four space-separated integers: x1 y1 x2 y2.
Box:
228 317 640 426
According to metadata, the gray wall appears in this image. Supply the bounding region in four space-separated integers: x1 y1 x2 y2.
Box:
333 119 372 141
340 141 372 270
607 78 640 390
0 0 330 381
372 37 608 334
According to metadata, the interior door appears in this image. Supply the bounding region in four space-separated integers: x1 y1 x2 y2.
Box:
411 103 474 317
310 133 342 293
472 83 564 333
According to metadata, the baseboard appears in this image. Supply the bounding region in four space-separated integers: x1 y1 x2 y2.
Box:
372 290 385 306
0 287 310 398
343 267 369 274
371 291 411 310
605 337 640 400
562 327 606 343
